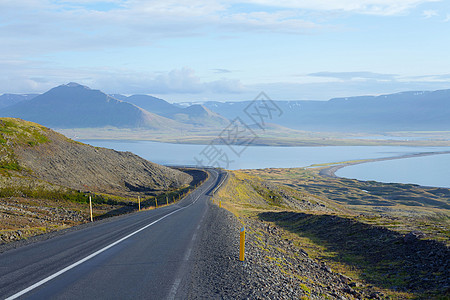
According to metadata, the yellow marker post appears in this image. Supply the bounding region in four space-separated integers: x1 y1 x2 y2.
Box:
155 197 158 208
240 227 245 261
89 196 93 222
166 196 168 205
138 196 141 211
219 200 221 208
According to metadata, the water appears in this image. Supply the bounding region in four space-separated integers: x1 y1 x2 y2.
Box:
79 139 450 187
343 135 434 141
336 153 450 188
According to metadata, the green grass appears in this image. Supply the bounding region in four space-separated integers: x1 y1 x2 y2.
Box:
0 161 21 171
299 283 311 294
1 118 52 172
0 186 118 205
0 118 50 146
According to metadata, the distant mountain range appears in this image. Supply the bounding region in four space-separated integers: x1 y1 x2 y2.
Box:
203 90 450 132
0 83 227 130
1 84 449 132
0 93 38 109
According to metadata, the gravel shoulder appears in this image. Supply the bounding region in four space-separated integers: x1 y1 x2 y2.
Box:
184 201 377 300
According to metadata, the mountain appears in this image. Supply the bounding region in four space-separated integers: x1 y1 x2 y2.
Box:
0 83 184 130
108 94 129 101
119 94 230 128
203 89 450 132
168 104 230 127
0 118 192 196
0 94 38 109
124 94 178 116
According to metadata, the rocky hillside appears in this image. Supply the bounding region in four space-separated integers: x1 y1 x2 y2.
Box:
0 118 192 196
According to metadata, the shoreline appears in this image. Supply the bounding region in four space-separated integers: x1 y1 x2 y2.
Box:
319 150 450 178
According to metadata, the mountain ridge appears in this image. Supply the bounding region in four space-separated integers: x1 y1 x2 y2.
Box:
203 89 450 132
0 83 185 130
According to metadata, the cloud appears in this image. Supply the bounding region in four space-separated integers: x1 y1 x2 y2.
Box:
0 0 438 60
212 69 232 73
0 0 327 58
409 73 450 81
0 62 246 95
444 14 450 22
307 71 398 81
91 67 246 95
423 9 438 18
206 79 245 93
240 0 440 16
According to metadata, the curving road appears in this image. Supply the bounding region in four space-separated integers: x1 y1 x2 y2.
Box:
0 168 225 300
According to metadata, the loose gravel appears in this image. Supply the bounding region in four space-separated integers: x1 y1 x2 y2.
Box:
183 202 382 299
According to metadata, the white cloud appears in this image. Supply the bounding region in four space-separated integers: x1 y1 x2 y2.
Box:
308 71 397 81
0 64 246 95
423 9 438 18
89 67 246 94
0 0 438 60
240 0 440 16
212 69 232 73
222 10 322 33
444 14 450 22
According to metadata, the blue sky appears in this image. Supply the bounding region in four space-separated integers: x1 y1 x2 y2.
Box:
1 0 449 101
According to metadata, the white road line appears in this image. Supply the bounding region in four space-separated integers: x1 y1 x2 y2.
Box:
167 278 182 300
6 170 218 300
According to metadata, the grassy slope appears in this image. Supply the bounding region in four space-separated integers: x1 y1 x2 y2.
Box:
213 168 449 299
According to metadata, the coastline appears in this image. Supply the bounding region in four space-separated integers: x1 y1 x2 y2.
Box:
319 150 450 178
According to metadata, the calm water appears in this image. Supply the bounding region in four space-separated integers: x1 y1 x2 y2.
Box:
336 153 450 188
80 140 450 188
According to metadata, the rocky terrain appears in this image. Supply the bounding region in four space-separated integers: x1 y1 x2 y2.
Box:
187 203 390 300
0 197 89 244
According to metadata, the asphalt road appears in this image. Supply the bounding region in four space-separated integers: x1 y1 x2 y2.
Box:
0 168 224 300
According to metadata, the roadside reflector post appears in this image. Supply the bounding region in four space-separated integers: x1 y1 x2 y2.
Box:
138 196 141 211
89 196 93 222
240 227 245 261
166 196 168 205
219 200 221 208
155 197 158 208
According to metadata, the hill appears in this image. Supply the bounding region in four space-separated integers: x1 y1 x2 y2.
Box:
204 89 450 132
168 104 229 127
121 94 230 127
0 83 184 130
122 94 178 116
0 118 192 196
